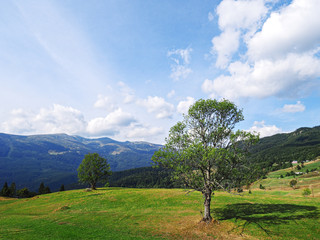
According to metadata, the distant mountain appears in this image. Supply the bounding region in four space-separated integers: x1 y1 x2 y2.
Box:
0 133 161 191
248 125 320 172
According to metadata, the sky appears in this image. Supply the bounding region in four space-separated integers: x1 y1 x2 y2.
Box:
1 0 320 144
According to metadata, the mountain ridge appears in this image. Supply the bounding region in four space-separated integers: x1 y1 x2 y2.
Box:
0 133 161 191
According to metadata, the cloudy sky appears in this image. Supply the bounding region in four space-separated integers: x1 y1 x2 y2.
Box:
1 0 320 144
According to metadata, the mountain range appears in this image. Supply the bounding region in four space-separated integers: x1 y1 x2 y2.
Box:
1 125 320 192
0 133 161 191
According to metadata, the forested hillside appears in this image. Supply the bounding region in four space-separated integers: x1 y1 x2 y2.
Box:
248 126 320 175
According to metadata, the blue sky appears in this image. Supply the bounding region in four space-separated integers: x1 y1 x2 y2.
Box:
1 0 320 144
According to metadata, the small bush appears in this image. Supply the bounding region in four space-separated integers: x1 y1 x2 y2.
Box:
289 179 297 189
302 188 312 197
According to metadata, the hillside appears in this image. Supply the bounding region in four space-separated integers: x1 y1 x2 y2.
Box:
1 168 319 240
248 125 320 173
0 133 161 191
1 125 320 192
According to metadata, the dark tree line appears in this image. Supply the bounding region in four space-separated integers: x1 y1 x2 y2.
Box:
0 181 65 198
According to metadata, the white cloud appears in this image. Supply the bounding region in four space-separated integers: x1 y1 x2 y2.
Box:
168 47 192 65
248 0 320 61
118 81 135 104
87 108 136 136
168 47 193 81
126 125 164 139
248 121 282 138
206 0 320 100
211 29 240 68
138 96 174 119
94 94 115 111
211 0 268 68
203 53 320 100
216 0 267 31
2 104 87 135
169 65 192 82
177 97 195 114
282 101 305 113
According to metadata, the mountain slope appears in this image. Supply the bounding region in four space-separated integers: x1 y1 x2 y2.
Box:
0 133 161 191
248 125 320 172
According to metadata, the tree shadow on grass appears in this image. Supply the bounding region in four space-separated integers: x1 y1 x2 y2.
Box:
213 203 319 237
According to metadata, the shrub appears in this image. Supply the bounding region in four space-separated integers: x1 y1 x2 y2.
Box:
17 188 37 198
302 188 312 197
289 179 297 189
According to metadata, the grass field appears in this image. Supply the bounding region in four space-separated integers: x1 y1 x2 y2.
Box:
1 160 319 239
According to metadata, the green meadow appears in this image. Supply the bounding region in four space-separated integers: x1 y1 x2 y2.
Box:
1 160 319 239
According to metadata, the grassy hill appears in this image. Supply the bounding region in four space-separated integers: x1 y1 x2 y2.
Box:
1 160 319 239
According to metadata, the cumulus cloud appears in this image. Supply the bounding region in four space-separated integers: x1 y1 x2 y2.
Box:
211 29 240 68
248 121 282 138
87 108 136 136
203 53 320 99
205 0 320 100
282 101 306 113
2 104 87 135
138 96 174 119
247 0 320 61
168 47 193 81
94 94 116 111
211 0 268 68
177 97 195 114
126 125 164 139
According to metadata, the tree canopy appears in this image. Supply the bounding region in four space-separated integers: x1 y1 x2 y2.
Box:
77 153 112 190
152 99 258 222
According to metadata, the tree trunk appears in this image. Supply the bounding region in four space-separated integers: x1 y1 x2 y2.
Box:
202 189 212 222
91 182 96 190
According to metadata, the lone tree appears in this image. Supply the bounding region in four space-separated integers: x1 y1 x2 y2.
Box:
77 153 112 190
152 99 258 222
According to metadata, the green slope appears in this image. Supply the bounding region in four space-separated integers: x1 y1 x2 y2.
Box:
1 178 319 240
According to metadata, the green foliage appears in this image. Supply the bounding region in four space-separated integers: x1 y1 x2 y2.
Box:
39 182 46 194
108 167 180 188
289 179 297 189
1 182 10 197
247 126 320 177
16 188 37 198
152 99 258 221
45 186 51 194
9 183 16 197
302 188 312 196
59 184 65 191
77 153 112 190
